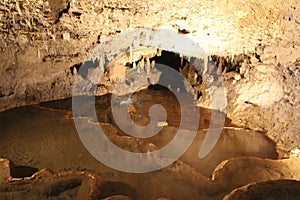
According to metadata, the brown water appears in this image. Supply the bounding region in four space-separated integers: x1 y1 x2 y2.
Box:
0 86 278 199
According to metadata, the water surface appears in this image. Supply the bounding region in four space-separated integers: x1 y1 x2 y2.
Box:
0 86 278 199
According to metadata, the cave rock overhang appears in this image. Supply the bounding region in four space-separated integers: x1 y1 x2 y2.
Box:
72 28 228 161
74 28 215 96
73 27 228 121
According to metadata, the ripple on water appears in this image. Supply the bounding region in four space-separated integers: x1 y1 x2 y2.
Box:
12 128 49 164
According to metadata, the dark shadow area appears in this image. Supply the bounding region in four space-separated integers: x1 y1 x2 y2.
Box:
70 63 82 75
100 181 137 200
152 50 184 72
10 165 39 178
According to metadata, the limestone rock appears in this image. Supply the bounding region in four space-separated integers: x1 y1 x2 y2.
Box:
226 63 300 155
0 158 103 199
223 180 300 200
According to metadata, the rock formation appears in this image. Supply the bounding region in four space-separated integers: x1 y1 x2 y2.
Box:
0 0 300 199
0 158 103 199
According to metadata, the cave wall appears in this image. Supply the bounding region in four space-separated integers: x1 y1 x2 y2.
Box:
0 0 300 154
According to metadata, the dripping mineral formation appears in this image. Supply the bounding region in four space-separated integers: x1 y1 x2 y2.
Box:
0 0 300 199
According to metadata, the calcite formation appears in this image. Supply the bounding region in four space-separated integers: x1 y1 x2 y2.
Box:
1 0 300 155
0 158 103 199
0 0 300 199
223 180 300 200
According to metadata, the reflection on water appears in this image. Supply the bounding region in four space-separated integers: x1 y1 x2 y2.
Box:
0 86 278 199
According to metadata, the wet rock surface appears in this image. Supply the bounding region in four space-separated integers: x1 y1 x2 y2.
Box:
0 88 299 199
224 179 300 200
0 0 299 155
0 158 103 200
1 155 299 199
1 0 300 199
228 63 300 156
199 59 300 156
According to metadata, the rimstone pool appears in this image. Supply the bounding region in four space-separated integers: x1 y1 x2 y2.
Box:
1 1 300 199
1 86 298 200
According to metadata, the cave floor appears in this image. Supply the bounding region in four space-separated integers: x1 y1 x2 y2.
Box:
0 86 299 200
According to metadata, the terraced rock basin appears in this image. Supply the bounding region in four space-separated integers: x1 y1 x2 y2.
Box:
0 86 299 199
